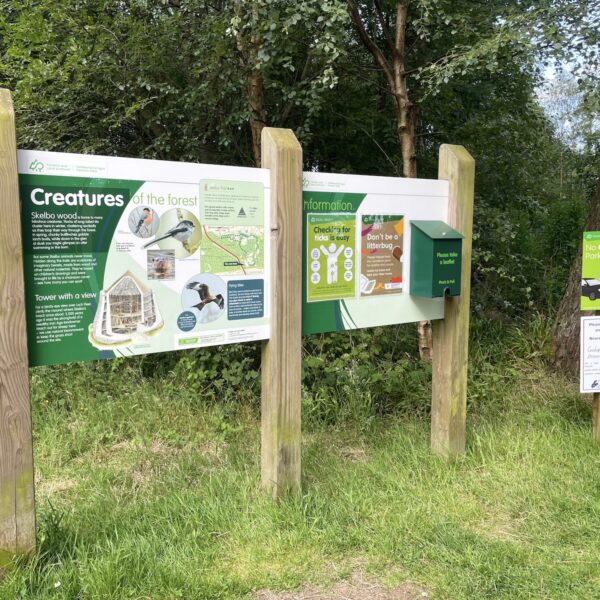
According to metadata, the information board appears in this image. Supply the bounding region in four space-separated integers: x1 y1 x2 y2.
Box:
18 151 270 366
580 317 600 393
302 172 448 335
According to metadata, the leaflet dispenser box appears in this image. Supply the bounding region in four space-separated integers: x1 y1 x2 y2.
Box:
410 220 464 297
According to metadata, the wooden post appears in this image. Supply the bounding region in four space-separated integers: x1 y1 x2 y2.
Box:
0 89 36 566
260 128 302 499
431 145 475 457
593 393 600 441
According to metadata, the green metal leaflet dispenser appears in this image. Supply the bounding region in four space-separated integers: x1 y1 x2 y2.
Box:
410 220 464 298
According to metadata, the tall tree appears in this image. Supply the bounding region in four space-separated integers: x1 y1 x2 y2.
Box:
346 0 600 359
348 1 416 177
228 0 347 166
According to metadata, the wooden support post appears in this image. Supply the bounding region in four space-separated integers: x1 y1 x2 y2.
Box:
260 128 302 499
431 145 475 457
0 89 36 566
593 393 600 442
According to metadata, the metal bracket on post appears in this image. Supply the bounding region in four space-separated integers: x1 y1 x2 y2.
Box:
260 128 303 499
431 144 475 457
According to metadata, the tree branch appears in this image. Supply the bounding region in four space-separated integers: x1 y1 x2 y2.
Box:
373 0 394 54
347 0 395 94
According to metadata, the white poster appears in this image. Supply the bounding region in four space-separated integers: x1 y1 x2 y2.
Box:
580 317 600 393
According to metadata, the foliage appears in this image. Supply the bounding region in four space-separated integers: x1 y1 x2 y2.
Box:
0 0 348 164
227 0 348 143
1 0 596 314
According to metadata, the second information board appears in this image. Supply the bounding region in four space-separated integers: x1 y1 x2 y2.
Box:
302 172 449 335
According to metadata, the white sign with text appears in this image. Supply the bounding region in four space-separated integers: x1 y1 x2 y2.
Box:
580 317 600 393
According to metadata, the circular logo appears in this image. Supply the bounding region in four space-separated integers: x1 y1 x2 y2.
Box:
344 270 353 282
311 260 320 272
344 259 353 270
344 247 353 258
311 272 321 284
177 311 197 332
311 248 320 260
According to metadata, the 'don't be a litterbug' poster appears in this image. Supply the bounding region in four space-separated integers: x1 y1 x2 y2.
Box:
360 214 404 296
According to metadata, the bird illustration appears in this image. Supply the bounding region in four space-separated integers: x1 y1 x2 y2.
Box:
186 282 225 312
143 220 195 249
135 208 153 234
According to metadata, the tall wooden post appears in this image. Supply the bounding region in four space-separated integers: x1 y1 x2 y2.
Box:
431 145 475 457
260 128 303 499
0 89 35 566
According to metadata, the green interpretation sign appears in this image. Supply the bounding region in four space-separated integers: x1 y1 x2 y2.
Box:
581 231 600 310
17 150 270 367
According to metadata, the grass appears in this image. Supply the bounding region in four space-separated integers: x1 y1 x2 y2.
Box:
2 318 600 599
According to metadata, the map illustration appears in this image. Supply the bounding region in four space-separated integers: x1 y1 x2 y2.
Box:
200 225 264 275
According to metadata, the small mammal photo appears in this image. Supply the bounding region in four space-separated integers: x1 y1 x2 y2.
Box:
147 249 175 280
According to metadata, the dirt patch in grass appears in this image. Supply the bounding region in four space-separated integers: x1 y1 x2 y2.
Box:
340 447 368 463
36 477 77 499
255 573 430 600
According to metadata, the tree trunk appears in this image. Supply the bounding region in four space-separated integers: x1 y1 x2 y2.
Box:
391 3 431 360
554 178 600 375
247 69 266 167
348 0 432 360
234 1 267 168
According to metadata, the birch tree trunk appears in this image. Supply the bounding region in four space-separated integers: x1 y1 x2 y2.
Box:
348 1 432 359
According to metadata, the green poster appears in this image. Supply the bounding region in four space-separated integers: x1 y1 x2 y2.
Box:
582 231 600 309
306 213 356 302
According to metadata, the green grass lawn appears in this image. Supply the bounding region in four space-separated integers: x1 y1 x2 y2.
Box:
2 323 600 599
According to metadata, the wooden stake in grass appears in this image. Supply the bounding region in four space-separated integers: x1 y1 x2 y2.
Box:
260 128 303 499
593 393 600 442
0 89 36 566
431 144 475 458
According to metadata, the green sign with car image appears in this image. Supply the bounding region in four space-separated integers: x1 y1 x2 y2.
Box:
581 232 600 310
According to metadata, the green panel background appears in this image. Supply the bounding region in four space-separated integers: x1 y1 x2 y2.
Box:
20 174 144 366
302 191 365 335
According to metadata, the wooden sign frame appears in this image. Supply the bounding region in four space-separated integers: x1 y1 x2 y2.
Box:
0 87 475 564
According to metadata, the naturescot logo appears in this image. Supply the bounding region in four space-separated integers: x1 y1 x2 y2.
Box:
29 159 44 173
